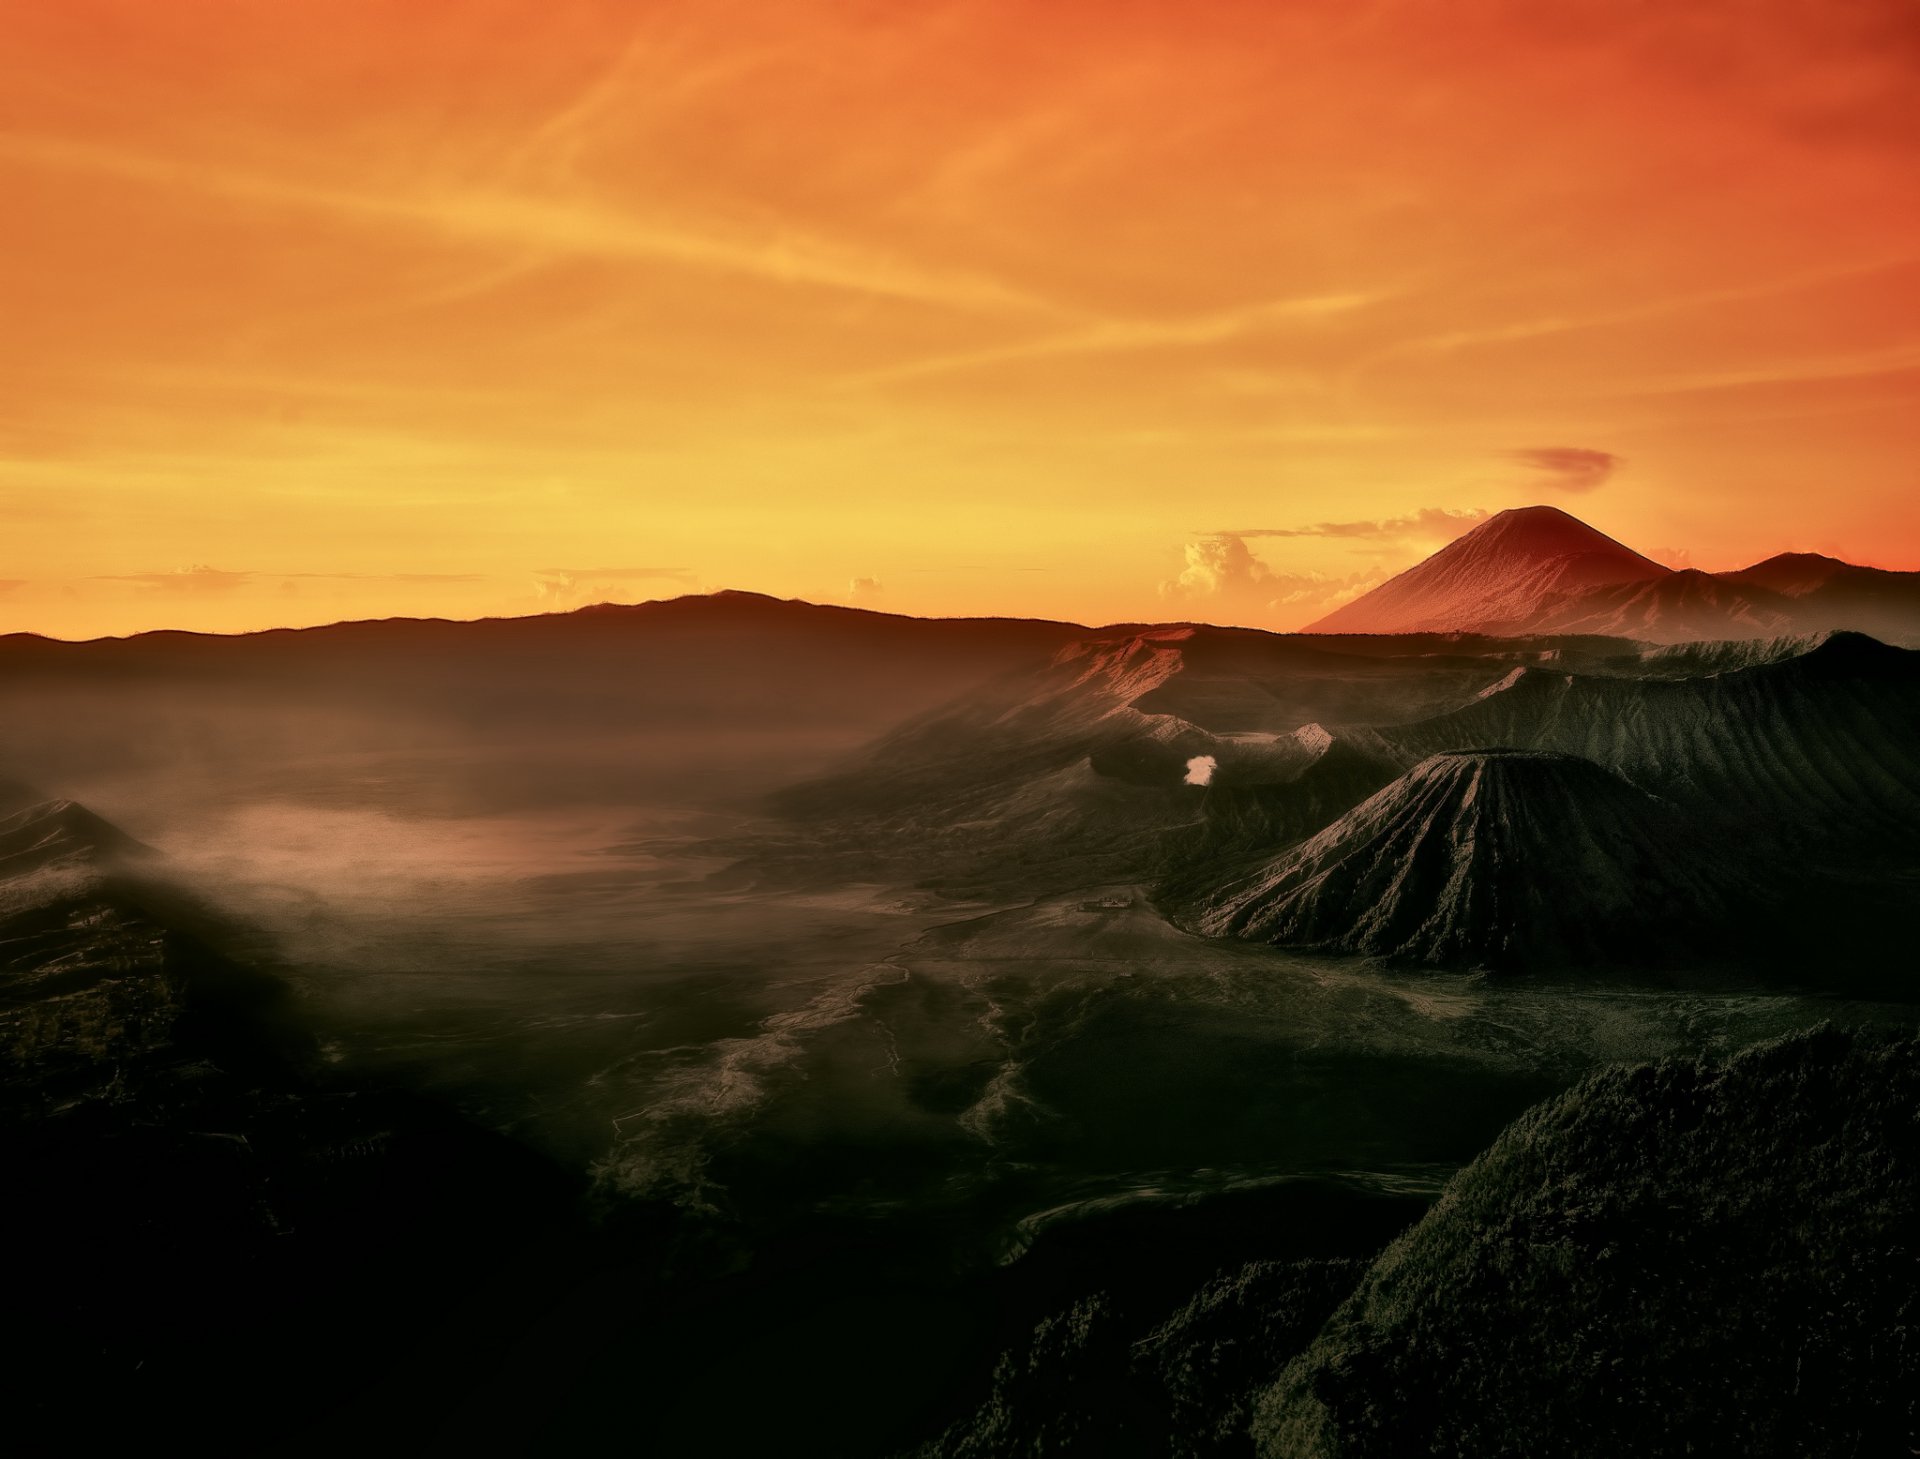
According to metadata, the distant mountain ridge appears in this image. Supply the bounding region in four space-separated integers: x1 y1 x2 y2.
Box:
4 514 1914 661
1305 506 1920 644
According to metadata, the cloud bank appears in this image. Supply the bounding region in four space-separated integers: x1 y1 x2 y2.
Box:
1161 535 1390 625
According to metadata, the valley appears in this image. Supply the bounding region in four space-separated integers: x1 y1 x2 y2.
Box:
3 505 1917 1454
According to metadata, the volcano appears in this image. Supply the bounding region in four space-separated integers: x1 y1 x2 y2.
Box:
1303 506 1669 635
0 798 155 879
1302 506 1920 643
1186 749 1736 969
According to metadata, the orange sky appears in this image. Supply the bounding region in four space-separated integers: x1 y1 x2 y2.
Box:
4 0 1918 638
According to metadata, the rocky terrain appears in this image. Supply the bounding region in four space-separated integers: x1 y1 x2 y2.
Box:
3 513 1916 1453
1184 750 1739 970
755 616 1918 972
1253 1025 1920 1457
0 784 576 1452
918 1027 1920 1459
747 626 1647 896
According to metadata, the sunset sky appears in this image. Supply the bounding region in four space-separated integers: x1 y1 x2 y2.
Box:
4 0 1918 638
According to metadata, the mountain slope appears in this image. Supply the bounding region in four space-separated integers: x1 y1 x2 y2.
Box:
1186 750 1734 970
1515 568 1796 642
1358 632 1920 846
1723 551 1858 596
1720 555 1920 646
753 627 1639 895
1305 507 1669 635
0 797 155 878
1 794 303 1109
0 783 579 1452
1253 1025 1920 1458
0 593 1093 813
1304 509 1920 643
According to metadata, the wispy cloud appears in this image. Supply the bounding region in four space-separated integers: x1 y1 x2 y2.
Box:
0 132 1049 316
1351 254 1920 384
88 566 486 593
1508 446 1621 493
1214 507 1488 540
1628 340 1920 395
532 566 697 607
94 565 255 593
851 290 1383 385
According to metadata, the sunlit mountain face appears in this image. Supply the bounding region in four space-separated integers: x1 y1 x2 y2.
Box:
6 3 1920 1455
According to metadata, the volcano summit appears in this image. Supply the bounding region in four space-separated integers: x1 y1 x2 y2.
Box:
1304 505 1920 644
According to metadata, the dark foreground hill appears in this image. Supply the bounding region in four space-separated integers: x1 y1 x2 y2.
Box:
1254 1025 1920 1457
915 1026 1920 1459
1184 750 1739 970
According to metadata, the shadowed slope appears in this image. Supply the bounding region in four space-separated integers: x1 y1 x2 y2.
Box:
0 593 1091 813
1253 1026 1920 1458
1513 568 1795 642
1727 554 1920 647
1360 632 1920 846
0 786 578 1452
753 626 1628 895
0 797 155 878
1187 750 1733 970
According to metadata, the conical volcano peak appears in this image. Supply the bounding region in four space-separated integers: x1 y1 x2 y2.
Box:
0 797 157 879
1390 747 1650 816
1305 506 1668 636
1186 745 1734 970
1467 504 1637 552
